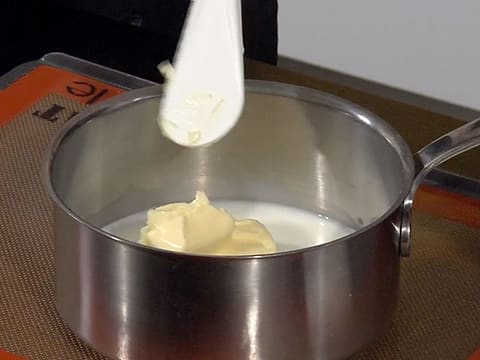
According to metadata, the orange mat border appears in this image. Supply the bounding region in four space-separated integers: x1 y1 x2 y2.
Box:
415 184 480 228
0 350 27 360
469 348 480 360
0 65 123 126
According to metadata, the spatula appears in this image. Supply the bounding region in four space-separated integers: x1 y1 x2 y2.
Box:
158 0 245 147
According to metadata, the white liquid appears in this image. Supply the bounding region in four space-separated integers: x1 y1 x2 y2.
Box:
103 201 355 252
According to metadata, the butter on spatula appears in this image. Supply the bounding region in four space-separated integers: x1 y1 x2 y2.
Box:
158 0 245 147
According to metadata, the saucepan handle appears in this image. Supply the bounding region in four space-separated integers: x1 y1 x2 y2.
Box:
399 117 480 256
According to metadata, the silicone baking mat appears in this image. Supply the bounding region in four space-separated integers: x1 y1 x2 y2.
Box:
1 55 479 360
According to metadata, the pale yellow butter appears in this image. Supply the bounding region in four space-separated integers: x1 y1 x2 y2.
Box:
157 61 225 146
140 191 277 255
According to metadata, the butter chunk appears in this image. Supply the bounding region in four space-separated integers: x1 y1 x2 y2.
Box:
140 191 277 255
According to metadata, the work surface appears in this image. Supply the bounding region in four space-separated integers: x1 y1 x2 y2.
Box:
0 54 479 359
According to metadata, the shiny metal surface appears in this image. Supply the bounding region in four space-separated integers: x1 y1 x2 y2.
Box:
423 169 480 201
47 82 414 230
43 81 477 359
0 61 38 90
400 117 480 256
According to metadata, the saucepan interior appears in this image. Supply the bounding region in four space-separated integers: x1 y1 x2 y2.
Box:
47 81 414 255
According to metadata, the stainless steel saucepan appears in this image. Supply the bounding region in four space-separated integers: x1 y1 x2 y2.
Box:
43 81 480 360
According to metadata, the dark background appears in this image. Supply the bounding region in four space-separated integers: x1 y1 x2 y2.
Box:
1 0 278 82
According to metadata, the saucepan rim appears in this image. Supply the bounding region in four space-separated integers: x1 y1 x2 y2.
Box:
42 80 416 259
